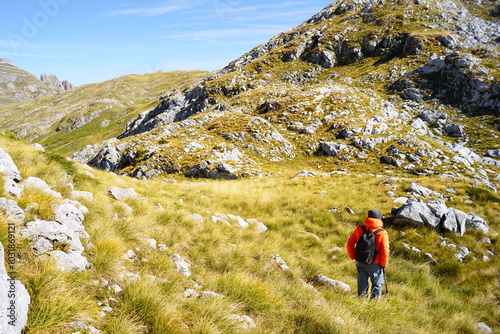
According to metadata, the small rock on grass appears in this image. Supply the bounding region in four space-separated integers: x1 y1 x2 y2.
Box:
270 254 290 271
229 314 256 330
172 254 191 277
313 275 351 293
344 206 355 214
477 322 492 333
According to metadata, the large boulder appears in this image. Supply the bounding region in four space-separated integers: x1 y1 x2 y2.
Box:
444 123 466 137
441 208 468 236
321 142 347 157
87 147 121 172
185 161 239 180
467 214 489 235
0 242 30 333
393 201 489 236
393 200 440 229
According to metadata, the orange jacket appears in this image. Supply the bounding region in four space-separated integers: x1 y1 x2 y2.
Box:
346 217 390 267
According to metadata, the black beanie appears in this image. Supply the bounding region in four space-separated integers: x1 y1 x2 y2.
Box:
368 209 382 219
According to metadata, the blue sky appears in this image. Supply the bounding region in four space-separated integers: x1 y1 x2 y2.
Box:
0 0 329 86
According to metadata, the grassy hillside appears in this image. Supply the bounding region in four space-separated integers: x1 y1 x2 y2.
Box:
1 133 498 333
0 70 209 155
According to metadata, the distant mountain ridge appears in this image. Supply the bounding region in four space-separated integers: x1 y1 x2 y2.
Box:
0 58 73 107
0 69 209 155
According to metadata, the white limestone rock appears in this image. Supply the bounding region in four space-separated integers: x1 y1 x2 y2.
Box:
22 219 82 250
108 186 138 201
0 242 30 334
31 237 53 256
143 238 157 248
47 250 90 272
190 214 204 224
0 198 25 223
246 218 268 234
70 190 94 202
270 254 290 271
313 275 351 293
52 203 89 241
229 314 256 330
172 254 191 277
4 178 23 197
0 147 22 182
227 214 249 228
32 143 44 151
23 177 62 198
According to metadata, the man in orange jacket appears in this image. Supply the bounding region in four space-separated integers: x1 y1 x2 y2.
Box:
347 209 390 299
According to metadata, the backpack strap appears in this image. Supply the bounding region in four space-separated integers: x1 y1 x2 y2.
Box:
361 225 367 233
373 228 385 253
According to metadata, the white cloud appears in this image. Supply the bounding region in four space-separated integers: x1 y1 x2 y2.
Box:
0 51 81 58
162 27 288 41
0 38 43 50
107 4 184 16
149 59 228 72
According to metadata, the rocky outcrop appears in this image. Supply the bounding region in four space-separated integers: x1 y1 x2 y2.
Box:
119 85 216 138
391 53 500 114
0 147 23 197
87 145 123 172
0 242 30 334
40 74 67 91
20 214 90 271
185 161 239 180
392 199 489 236
0 198 25 223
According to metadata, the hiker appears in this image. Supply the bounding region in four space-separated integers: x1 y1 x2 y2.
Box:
346 209 390 299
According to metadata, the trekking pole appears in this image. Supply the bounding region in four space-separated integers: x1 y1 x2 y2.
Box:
383 268 389 302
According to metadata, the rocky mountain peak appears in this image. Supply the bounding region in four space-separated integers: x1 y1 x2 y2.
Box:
40 73 73 91
0 58 14 65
